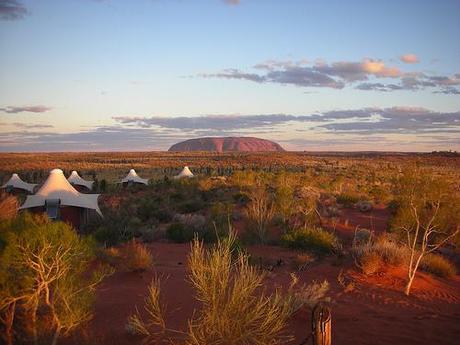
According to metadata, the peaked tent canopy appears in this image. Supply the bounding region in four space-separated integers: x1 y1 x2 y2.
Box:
174 166 194 179
120 169 149 185
20 169 102 216
68 170 94 190
1 173 37 193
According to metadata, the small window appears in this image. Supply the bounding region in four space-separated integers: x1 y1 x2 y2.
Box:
45 199 61 220
6 185 14 193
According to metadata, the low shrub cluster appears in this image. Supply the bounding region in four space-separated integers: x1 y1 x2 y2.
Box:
420 253 456 278
336 193 360 207
281 227 338 254
352 234 408 275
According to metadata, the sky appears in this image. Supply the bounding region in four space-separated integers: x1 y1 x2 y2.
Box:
0 0 459 152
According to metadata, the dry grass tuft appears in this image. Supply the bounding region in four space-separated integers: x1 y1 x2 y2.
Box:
420 253 456 278
127 232 294 345
187 233 292 345
126 277 166 336
284 273 329 314
121 240 153 272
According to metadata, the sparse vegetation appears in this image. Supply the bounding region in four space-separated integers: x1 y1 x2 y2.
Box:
420 253 456 278
391 168 460 295
127 233 295 344
282 227 338 254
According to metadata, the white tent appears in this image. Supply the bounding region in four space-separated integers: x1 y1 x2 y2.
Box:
120 169 149 185
20 169 102 216
174 166 194 179
1 173 37 193
68 170 94 190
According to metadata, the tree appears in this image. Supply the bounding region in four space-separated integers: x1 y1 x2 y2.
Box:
392 169 459 295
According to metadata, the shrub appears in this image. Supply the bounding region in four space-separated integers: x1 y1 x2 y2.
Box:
139 228 158 243
351 235 408 274
178 198 206 213
356 200 373 212
173 213 206 232
373 237 408 266
292 253 315 271
153 208 173 223
166 223 194 243
358 252 381 275
0 193 18 222
352 228 372 246
282 227 338 254
0 213 109 345
127 233 293 344
120 240 153 272
420 253 456 278
336 193 360 207
245 187 275 244
285 274 329 314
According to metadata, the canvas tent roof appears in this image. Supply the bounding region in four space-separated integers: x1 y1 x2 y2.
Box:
1 173 37 193
120 169 149 185
68 170 94 190
174 166 194 179
20 169 102 216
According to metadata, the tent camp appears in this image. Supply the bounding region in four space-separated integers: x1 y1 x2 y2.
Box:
20 169 102 229
68 170 94 190
1 173 37 194
120 169 149 185
174 166 194 179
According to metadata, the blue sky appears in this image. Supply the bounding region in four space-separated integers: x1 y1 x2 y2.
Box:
0 0 459 151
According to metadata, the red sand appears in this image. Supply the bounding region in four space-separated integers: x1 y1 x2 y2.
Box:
64 241 460 345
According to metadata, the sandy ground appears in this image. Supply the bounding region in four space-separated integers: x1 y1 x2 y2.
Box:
63 207 460 345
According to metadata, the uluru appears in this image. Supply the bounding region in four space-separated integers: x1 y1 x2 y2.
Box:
168 137 285 152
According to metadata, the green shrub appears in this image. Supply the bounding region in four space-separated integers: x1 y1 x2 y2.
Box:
153 208 173 223
336 193 360 207
166 223 194 243
178 198 206 213
282 227 338 254
420 253 456 278
0 213 109 344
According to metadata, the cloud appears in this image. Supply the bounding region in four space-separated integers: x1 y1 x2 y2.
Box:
112 114 315 130
1 107 459 152
0 105 52 114
315 59 402 81
198 57 460 94
316 107 460 134
224 0 240 5
199 69 265 83
434 87 460 95
113 107 460 135
0 0 27 20
11 122 54 129
355 82 403 91
400 54 419 64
